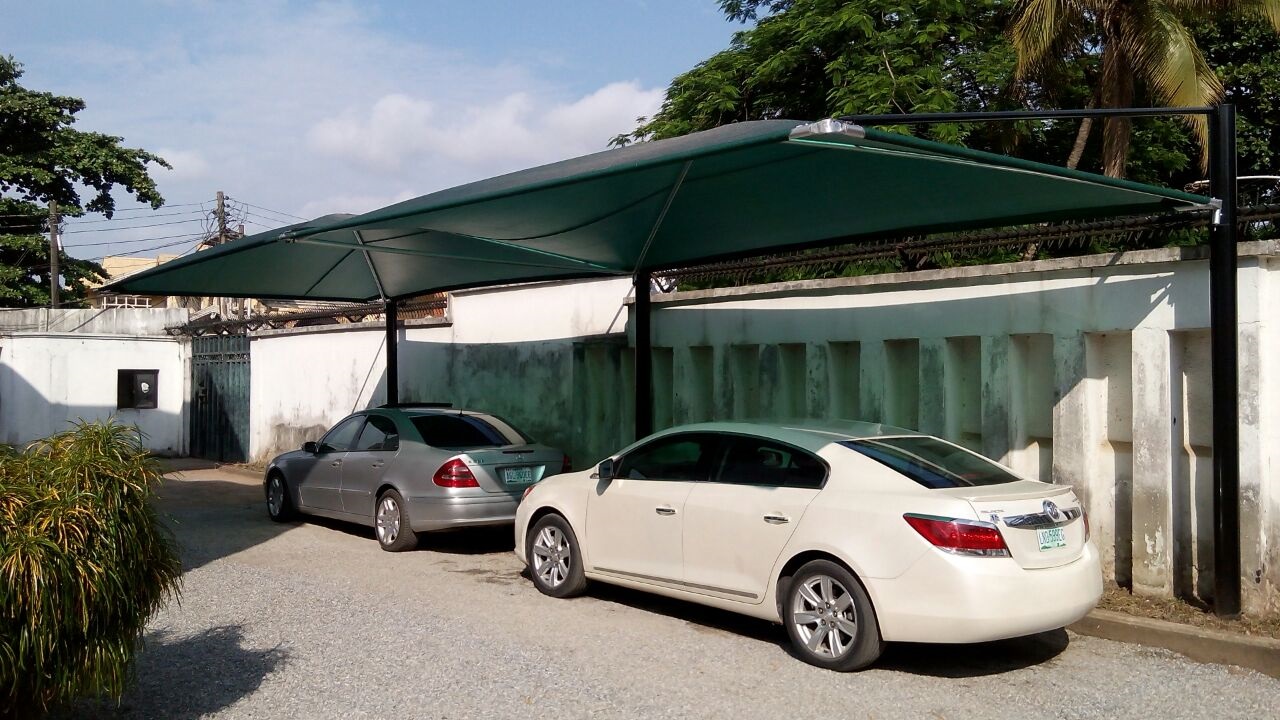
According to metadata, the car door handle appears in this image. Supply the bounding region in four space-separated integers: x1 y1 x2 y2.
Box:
330 460 342 467
371 461 385 468
655 506 677 516
763 514 790 525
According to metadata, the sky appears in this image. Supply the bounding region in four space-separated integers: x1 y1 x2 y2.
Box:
0 0 740 260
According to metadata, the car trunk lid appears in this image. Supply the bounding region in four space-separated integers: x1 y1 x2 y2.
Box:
937 482 1087 569
460 444 563 494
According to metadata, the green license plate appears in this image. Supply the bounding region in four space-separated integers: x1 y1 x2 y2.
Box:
502 466 535 485
1037 526 1067 551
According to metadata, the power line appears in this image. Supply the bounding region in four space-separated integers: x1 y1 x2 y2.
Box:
241 212 291 228
228 198 307 221
63 231 211 248
64 209 205 225
61 217 207 234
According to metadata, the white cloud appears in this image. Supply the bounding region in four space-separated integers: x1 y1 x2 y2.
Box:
297 190 420 221
153 148 209 181
306 81 663 176
19 1 666 253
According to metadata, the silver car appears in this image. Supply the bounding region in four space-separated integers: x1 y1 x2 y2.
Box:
264 404 568 551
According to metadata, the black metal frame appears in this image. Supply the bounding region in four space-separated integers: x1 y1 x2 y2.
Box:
630 105 1241 616
385 299 399 406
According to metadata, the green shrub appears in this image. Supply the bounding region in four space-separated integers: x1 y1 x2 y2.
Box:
0 421 182 719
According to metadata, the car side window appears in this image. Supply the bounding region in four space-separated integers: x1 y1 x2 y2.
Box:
616 434 721 481
320 416 364 453
354 415 399 452
715 437 827 489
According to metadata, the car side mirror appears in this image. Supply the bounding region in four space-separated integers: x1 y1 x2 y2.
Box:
596 458 615 480
303 441 319 454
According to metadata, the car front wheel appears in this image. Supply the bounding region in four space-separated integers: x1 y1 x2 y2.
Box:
526 514 587 598
375 489 419 552
266 472 295 522
783 559 884 671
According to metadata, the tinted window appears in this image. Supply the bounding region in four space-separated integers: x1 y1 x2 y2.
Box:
716 437 827 489
320 416 364 453
840 437 1020 489
355 415 399 451
411 414 523 449
617 434 721 481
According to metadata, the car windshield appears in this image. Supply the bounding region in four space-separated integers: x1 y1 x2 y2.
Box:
838 437 1020 489
410 413 527 449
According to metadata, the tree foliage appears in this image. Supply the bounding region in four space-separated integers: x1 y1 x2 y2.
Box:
617 0 1027 150
1009 0 1280 177
620 1 1280 189
0 56 169 308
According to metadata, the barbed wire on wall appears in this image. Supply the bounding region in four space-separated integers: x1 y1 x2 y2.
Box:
663 204 1280 288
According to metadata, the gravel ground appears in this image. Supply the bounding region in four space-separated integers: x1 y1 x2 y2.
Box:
67 468 1280 719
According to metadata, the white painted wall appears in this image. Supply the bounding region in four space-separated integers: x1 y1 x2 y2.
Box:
248 278 633 464
0 333 188 454
638 241 1280 617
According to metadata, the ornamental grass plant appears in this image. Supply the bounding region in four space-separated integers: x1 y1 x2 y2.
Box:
0 421 182 719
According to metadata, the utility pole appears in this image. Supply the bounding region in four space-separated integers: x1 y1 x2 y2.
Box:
215 190 228 243
48 201 59 308
214 190 228 319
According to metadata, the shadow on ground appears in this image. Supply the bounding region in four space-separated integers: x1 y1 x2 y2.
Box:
54 625 286 719
303 515 516 555
155 475 299 572
584 580 1069 678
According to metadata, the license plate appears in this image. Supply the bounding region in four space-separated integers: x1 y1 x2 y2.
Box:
1037 527 1067 551
502 466 535 486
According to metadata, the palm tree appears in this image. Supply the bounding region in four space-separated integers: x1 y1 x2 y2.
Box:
1010 1 1280 178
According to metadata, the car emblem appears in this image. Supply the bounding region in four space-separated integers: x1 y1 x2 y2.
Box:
1043 500 1062 521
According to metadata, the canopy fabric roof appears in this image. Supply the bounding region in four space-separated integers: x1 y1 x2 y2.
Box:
109 119 1210 301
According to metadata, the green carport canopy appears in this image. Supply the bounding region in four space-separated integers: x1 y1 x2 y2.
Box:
108 118 1209 301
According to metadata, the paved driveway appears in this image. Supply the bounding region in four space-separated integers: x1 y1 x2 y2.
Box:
76 467 1280 719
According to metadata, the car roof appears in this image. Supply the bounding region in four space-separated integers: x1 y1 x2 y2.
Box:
642 419 922 453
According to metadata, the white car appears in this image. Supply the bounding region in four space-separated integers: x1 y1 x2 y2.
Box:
514 421 1102 671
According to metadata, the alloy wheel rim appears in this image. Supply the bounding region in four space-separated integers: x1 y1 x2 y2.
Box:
531 525 571 587
268 477 283 516
791 574 858 659
376 496 400 544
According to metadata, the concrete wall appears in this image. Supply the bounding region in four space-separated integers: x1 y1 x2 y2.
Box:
0 333 189 454
0 307 188 335
248 278 634 467
637 242 1280 617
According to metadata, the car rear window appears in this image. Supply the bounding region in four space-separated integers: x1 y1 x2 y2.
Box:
839 437 1020 489
410 414 526 449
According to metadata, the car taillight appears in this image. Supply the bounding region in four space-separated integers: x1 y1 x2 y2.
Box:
903 513 1010 557
521 484 537 502
561 454 572 473
1082 508 1090 541
433 459 479 488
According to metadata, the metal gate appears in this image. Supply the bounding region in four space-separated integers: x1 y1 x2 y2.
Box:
190 334 250 462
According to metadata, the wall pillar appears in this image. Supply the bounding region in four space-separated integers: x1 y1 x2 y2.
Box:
918 338 947 437
1053 334 1109 572
859 340 887 423
981 335 1012 464
1131 327 1174 596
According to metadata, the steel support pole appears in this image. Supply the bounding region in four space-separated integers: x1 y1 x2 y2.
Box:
385 299 399 406
1208 104 1241 617
634 272 653 440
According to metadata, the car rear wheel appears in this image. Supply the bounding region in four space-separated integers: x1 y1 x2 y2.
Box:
266 472 295 522
527 514 587 598
783 559 884 671
375 489 419 552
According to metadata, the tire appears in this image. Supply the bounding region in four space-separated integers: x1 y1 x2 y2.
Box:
526 514 587 598
782 559 884 671
265 472 295 522
374 489 419 552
